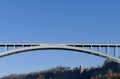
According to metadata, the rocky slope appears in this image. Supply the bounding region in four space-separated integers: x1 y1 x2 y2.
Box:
1 59 120 79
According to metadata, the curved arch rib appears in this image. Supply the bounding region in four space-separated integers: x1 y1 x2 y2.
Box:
0 45 120 63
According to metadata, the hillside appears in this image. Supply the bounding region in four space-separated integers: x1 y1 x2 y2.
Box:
1 59 120 79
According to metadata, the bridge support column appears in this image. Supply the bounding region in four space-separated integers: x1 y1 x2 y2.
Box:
114 46 118 57
5 45 8 51
97 46 101 52
106 46 109 54
14 45 16 49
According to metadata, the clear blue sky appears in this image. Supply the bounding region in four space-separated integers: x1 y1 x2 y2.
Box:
0 0 120 77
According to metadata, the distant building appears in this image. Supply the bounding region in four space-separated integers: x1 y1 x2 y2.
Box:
90 66 97 69
79 65 85 73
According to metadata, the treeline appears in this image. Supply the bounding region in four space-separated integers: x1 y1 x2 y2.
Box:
81 60 120 79
89 69 120 79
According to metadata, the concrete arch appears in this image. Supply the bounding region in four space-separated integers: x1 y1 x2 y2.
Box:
0 45 120 63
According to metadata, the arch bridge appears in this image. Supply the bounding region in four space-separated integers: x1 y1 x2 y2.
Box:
0 42 120 63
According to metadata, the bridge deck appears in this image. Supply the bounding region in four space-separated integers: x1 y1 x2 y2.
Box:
0 43 120 47
0 42 120 63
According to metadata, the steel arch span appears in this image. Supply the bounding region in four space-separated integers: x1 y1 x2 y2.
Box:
0 43 120 63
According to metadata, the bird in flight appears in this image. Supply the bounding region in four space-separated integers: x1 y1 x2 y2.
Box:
52 22 55 27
